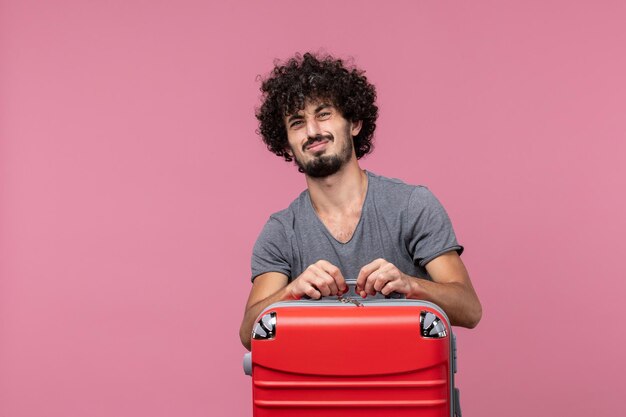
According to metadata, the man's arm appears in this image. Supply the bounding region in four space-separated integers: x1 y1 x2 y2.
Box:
417 251 481 328
239 272 290 351
239 261 348 350
356 251 482 328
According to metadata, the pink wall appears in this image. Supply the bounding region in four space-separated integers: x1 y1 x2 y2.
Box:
1 1 625 416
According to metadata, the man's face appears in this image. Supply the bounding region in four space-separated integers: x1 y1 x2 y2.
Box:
284 101 362 178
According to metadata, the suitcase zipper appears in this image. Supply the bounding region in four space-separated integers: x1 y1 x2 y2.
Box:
336 295 364 307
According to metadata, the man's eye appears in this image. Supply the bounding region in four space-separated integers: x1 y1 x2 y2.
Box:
290 121 303 128
317 112 331 119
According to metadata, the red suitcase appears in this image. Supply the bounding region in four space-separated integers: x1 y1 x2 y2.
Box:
243 293 462 417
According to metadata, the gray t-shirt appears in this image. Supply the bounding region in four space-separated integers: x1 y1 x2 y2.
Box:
251 171 463 283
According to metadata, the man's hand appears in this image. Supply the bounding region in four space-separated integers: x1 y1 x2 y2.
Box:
355 258 416 298
286 260 348 300
240 260 348 349
356 253 482 329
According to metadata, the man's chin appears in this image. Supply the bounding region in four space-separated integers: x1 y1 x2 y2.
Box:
297 156 343 178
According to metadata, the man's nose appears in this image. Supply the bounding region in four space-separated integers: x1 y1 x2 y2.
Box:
306 119 322 138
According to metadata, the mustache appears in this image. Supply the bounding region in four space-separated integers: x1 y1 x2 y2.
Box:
303 134 334 151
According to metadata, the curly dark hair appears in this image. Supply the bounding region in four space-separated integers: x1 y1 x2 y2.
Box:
256 52 378 162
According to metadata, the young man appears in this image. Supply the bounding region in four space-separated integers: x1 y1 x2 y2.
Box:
239 53 482 350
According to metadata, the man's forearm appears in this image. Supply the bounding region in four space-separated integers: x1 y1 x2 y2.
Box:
239 286 292 351
407 277 482 328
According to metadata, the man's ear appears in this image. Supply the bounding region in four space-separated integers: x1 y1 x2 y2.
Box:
351 120 363 137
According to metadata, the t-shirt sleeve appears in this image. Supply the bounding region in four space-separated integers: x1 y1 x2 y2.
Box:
405 186 464 267
251 216 292 282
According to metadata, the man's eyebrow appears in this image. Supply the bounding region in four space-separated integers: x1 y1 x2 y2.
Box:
287 113 304 124
287 103 333 124
314 103 332 113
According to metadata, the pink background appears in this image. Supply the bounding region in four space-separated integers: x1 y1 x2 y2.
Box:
1 1 625 416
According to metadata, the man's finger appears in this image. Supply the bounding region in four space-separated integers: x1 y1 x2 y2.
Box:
363 269 382 296
380 279 396 296
373 273 392 292
308 268 333 297
356 258 385 291
304 285 322 300
310 264 343 296
317 260 347 293
319 273 340 296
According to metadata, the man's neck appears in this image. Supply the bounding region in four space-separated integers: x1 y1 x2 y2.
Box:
305 161 368 216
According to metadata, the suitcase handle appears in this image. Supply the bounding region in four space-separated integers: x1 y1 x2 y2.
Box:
302 281 404 300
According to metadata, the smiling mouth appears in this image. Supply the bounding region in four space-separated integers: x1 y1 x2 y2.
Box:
304 135 333 152
306 140 330 151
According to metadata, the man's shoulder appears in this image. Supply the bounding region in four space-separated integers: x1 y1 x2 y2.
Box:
368 171 429 201
366 171 447 220
265 189 309 226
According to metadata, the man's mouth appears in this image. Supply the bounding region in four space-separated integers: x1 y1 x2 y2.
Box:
306 140 329 151
304 136 333 152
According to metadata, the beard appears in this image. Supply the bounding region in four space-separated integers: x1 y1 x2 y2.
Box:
293 126 354 178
